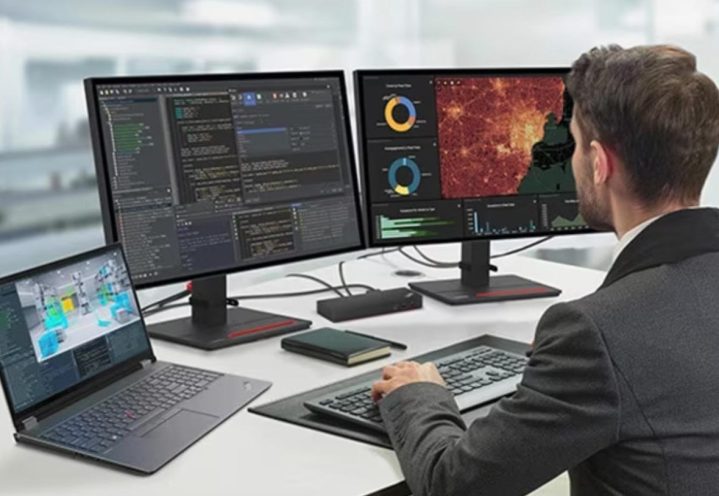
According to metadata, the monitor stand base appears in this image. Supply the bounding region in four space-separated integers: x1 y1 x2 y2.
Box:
409 274 560 306
408 240 561 305
144 275 311 350
147 307 311 350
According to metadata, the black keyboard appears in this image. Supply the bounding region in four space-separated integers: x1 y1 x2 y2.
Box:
40 365 222 454
304 345 527 433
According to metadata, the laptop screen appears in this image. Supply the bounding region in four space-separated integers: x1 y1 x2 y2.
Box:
0 247 151 414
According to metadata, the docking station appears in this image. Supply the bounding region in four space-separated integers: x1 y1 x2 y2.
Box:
317 287 423 323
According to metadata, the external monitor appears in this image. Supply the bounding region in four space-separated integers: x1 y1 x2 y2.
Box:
354 68 592 305
85 71 364 348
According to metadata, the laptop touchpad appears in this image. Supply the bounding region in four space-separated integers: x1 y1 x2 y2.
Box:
140 409 218 438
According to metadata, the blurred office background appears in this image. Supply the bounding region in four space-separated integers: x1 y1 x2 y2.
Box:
1 0 719 277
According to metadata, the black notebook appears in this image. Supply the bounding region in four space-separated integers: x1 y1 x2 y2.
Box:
281 328 391 366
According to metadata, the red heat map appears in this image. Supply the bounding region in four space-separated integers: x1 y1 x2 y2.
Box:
436 77 565 198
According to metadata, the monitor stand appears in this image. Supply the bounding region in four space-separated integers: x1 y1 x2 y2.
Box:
146 275 311 350
408 240 561 305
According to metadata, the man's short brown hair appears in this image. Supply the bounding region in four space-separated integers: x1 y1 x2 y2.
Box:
566 44 719 204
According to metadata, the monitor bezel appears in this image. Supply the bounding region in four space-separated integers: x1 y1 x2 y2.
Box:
0 243 155 430
354 67 595 248
85 71 366 289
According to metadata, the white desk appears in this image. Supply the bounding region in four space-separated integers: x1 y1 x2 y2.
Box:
0 245 606 496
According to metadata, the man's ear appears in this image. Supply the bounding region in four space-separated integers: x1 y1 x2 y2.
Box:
589 140 614 186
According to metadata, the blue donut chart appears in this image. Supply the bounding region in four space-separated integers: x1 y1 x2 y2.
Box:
388 157 421 196
384 96 417 133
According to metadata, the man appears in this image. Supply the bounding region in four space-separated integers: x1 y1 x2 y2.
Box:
371 45 719 496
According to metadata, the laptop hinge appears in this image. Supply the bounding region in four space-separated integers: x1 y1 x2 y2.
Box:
21 416 38 431
141 359 152 369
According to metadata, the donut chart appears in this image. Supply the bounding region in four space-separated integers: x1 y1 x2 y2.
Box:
384 96 416 133
388 157 421 196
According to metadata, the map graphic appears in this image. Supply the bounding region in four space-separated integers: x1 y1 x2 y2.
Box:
436 76 575 199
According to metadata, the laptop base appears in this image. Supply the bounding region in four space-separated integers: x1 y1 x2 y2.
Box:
18 364 272 474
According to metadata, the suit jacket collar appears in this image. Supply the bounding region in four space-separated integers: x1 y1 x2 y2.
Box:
600 208 719 289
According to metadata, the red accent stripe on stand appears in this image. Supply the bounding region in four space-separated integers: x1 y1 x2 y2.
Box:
226 319 296 339
475 287 550 298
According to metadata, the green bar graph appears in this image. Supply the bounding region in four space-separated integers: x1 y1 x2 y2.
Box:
379 215 455 239
551 213 585 228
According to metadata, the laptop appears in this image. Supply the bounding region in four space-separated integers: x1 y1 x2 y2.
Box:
0 244 271 474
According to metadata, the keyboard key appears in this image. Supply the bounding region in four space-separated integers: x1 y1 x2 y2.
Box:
171 384 188 394
42 365 221 451
80 437 102 450
128 407 165 431
68 437 85 447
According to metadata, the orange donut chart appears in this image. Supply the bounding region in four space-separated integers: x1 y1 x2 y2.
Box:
384 96 416 133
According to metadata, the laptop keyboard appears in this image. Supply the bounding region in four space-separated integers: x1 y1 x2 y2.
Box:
40 365 222 454
304 345 527 433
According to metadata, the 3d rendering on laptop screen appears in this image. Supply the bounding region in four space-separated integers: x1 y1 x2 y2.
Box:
0 248 149 414
19 252 139 361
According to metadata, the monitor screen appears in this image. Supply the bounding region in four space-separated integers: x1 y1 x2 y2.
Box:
355 69 591 246
0 247 151 415
85 72 363 287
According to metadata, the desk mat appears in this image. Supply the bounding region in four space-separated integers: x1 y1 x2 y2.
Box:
249 335 530 449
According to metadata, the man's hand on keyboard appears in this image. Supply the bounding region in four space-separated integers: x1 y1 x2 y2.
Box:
371 361 445 402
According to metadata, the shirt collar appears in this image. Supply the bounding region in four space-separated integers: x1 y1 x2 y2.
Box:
612 206 704 264
601 207 719 289
612 214 665 263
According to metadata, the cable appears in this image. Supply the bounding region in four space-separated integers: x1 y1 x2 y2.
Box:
147 235 551 316
230 284 373 300
412 246 459 268
285 273 346 297
285 271 376 295
490 236 553 259
142 301 189 317
141 284 375 317
289 259 378 297
338 261 352 296
397 246 458 269
140 285 191 313
388 237 554 270
356 247 400 260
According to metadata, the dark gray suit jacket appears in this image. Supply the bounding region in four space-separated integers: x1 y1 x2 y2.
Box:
379 208 719 495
